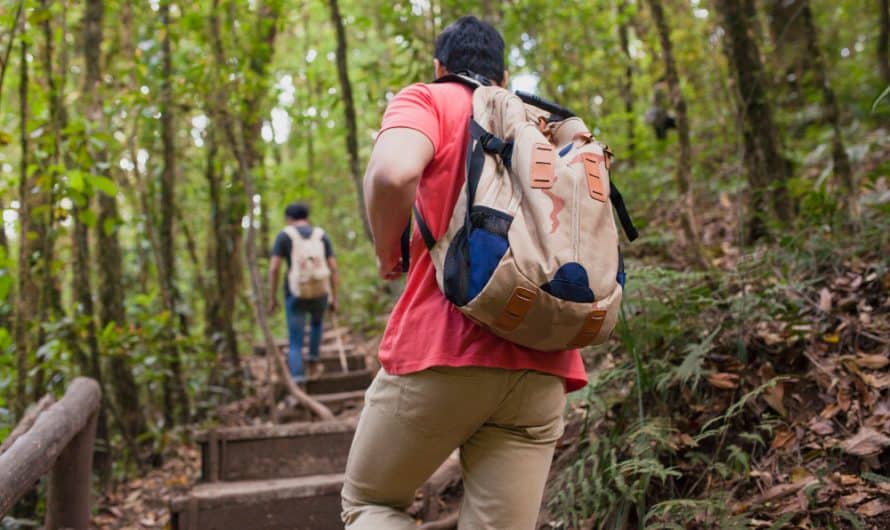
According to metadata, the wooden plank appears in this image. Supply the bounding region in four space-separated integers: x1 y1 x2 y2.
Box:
45 411 98 530
170 475 345 530
0 377 101 522
305 370 374 395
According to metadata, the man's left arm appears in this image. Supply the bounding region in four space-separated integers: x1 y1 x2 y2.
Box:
327 256 339 312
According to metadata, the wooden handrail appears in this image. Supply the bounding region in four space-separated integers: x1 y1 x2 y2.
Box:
0 377 101 529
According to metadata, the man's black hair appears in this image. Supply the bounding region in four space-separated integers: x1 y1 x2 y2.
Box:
435 16 505 85
285 202 309 221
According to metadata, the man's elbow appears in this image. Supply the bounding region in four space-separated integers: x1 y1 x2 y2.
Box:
366 163 419 193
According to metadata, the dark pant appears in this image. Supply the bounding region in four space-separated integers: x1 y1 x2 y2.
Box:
284 293 327 381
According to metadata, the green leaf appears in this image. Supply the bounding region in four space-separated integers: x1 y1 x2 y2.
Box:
78 208 97 228
69 171 86 192
90 175 117 197
103 217 116 236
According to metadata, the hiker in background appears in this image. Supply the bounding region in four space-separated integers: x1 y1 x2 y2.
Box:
341 16 588 529
268 202 339 383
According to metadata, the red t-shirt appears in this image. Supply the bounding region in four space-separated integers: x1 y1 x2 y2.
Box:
375 82 588 392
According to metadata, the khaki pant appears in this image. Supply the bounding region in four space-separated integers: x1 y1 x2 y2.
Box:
341 366 566 530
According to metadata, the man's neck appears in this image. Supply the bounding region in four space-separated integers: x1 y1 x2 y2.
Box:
288 219 310 227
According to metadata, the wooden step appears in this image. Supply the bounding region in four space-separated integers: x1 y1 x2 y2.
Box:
197 421 355 482
306 354 366 374
305 370 375 395
170 474 344 530
254 342 356 358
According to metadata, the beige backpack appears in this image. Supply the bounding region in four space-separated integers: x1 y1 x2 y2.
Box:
409 74 638 351
284 226 331 298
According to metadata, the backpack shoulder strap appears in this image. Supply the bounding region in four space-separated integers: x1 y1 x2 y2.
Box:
282 225 300 241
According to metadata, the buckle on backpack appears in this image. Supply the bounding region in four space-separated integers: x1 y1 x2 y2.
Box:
581 153 607 202
530 143 556 189
568 309 608 348
494 287 537 332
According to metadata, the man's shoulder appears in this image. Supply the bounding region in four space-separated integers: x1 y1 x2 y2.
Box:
394 82 470 107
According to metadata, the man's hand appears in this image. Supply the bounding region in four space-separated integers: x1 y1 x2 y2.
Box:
378 256 404 280
329 297 338 313
267 298 279 315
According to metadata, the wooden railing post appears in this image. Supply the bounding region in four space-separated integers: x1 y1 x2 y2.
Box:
0 377 101 526
45 409 98 530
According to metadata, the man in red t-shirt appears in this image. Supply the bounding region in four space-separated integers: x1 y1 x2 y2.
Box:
341 16 588 529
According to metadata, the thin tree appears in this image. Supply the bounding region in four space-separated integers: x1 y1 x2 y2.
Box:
618 0 635 161
644 0 709 268
158 0 190 426
799 1 855 218
13 30 34 418
327 0 373 241
87 0 149 457
203 129 243 394
880 0 889 85
715 0 792 242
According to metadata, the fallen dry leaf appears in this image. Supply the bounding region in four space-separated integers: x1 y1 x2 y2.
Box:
763 383 787 417
823 333 840 344
839 492 870 506
854 353 889 370
856 498 890 517
861 372 890 389
818 288 832 312
840 427 890 457
838 473 863 486
707 372 740 390
808 417 835 436
771 429 797 450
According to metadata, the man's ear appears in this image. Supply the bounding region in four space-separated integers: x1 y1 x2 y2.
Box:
434 59 448 80
500 70 510 88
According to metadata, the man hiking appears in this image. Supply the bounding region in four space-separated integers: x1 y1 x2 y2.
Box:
341 16 588 529
268 202 338 384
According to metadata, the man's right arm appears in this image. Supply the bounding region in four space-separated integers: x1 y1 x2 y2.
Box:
364 128 434 278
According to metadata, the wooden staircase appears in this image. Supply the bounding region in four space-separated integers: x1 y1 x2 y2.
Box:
170 329 369 529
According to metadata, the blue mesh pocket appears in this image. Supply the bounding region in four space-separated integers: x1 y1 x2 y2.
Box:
467 228 509 301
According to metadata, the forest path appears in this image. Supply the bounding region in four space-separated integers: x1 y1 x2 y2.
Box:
167 327 372 530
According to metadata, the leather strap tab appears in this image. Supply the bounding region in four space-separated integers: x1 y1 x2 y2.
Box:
530 143 556 189
494 287 537 331
581 153 607 202
568 309 608 347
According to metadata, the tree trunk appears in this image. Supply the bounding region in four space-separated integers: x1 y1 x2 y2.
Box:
880 0 889 85
86 0 148 458
327 0 373 242
158 0 190 427
618 0 635 162
645 0 709 268
204 132 244 395
14 32 39 419
715 0 792 242
799 1 855 218
49 0 110 484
